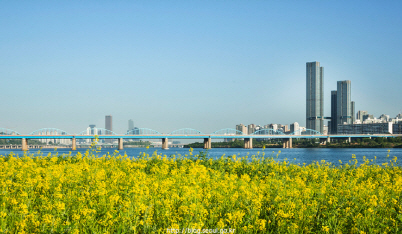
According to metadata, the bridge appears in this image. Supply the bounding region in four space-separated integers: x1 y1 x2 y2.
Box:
0 128 401 151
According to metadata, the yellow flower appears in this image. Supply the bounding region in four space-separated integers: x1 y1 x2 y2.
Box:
322 226 330 232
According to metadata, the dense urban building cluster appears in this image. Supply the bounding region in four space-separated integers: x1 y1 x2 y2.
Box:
305 61 401 135
236 61 401 136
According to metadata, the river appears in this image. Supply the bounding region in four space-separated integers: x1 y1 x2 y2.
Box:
1 147 402 166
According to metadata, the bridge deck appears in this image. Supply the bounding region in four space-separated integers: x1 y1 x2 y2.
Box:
0 134 401 139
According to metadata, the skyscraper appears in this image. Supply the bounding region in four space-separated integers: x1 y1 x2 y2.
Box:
330 91 337 134
105 115 113 143
105 115 112 132
306 61 324 133
337 81 352 125
128 119 134 132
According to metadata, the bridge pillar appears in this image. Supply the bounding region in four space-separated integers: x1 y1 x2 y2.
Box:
162 138 169 150
118 138 123 150
203 138 211 149
22 138 28 151
244 138 253 149
327 137 331 143
72 138 77 151
282 138 292 148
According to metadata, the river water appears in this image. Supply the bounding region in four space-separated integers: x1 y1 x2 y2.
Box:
1 147 402 166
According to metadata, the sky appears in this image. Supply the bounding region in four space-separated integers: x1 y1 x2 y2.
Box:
1 1 402 135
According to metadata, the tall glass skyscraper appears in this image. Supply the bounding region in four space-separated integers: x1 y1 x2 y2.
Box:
306 61 324 133
337 80 352 125
330 90 337 134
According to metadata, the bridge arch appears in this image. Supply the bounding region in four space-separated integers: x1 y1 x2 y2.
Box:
29 128 70 135
126 128 162 135
211 128 245 135
251 128 285 135
169 128 204 135
0 128 21 135
77 128 118 135
290 129 323 135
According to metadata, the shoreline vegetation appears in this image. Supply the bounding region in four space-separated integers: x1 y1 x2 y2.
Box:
0 140 401 233
185 137 402 149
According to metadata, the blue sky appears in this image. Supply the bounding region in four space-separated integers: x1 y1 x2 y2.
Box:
1 1 401 134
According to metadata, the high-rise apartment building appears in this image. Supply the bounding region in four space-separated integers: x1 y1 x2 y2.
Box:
330 91 337 134
306 61 324 133
290 122 300 133
247 124 256 135
268 124 278 131
337 81 352 125
235 124 247 135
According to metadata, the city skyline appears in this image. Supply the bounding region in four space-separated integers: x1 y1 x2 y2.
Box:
1 1 401 134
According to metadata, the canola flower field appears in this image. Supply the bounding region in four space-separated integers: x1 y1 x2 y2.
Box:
1 142 402 233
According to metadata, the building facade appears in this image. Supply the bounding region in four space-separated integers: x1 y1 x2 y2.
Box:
306 61 324 133
337 80 352 125
338 123 393 134
393 122 402 134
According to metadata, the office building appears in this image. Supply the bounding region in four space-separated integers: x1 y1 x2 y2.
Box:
351 101 355 123
105 115 113 143
306 61 324 133
105 115 112 132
